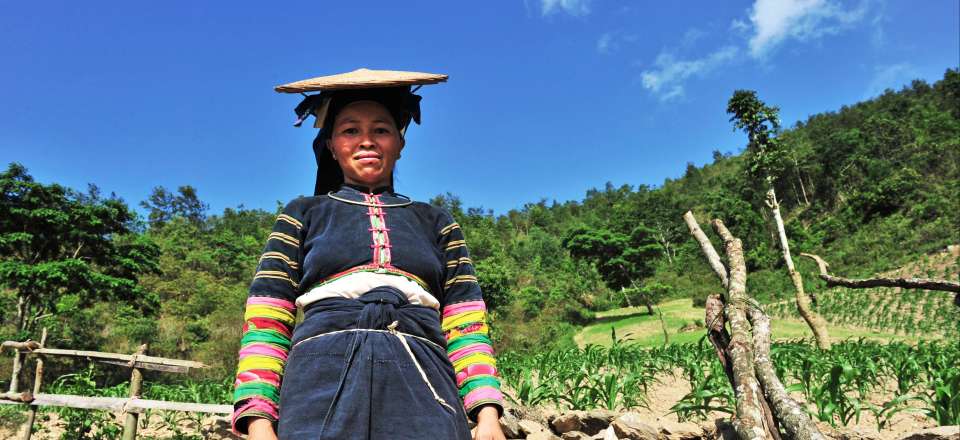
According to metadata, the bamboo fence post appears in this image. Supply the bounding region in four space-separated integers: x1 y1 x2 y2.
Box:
122 344 148 440
20 328 47 440
8 342 23 395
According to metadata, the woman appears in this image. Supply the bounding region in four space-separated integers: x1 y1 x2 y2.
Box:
232 69 506 440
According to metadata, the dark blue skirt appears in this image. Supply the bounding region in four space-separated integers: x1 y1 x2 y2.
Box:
277 286 472 440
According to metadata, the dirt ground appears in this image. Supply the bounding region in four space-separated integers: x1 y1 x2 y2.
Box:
644 371 938 440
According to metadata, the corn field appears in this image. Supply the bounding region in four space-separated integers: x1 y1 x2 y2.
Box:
769 254 960 340
497 336 960 429
3 337 957 438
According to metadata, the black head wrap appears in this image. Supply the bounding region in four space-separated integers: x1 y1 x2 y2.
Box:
293 87 423 195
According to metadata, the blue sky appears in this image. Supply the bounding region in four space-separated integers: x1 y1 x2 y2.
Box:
2 1 957 216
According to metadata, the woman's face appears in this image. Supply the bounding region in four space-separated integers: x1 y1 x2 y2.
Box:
327 100 405 190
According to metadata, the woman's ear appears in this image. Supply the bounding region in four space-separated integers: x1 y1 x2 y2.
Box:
398 137 405 158
326 139 336 161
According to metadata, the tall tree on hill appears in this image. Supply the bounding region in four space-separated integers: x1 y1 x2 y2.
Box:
727 90 832 349
563 224 663 314
140 185 209 228
0 163 160 337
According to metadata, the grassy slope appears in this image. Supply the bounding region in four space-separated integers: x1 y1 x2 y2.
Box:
575 298 926 348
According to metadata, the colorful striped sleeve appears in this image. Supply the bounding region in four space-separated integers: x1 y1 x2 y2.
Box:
437 211 505 422
232 201 304 435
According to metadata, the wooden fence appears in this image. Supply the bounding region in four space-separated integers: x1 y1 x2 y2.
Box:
0 329 233 440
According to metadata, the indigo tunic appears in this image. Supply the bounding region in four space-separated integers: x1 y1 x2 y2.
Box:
232 184 504 438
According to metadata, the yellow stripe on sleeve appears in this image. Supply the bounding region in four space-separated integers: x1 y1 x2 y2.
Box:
277 214 303 229
238 356 285 373
441 311 486 331
244 305 296 324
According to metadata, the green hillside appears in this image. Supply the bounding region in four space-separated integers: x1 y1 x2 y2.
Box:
1 69 957 378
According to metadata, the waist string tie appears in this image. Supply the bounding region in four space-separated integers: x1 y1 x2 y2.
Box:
386 320 456 413
298 286 455 437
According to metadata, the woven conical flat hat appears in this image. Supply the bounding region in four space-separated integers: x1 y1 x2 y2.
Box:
275 68 448 93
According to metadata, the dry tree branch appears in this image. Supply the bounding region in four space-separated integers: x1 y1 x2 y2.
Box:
746 306 827 440
683 211 729 290
711 219 780 440
800 253 960 294
684 212 768 439
686 211 826 440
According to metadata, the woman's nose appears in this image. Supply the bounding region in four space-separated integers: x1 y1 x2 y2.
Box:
358 132 376 148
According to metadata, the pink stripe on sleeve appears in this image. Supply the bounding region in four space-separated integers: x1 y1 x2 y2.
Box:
235 372 280 387
232 398 279 435
239 344 289 360
463 387 504 409
246 296 296 310
441 300 485 317
456 364 498 386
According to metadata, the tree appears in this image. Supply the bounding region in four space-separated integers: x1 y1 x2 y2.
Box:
727 90 831 349
140 185 209 227
563 224 662 313
0 163 160 337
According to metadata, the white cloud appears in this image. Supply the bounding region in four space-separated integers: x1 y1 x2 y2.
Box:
597 32 614 54
635 0 876 101
863 63 919 99
541 0 591 16
597 31 638 55
680 28 707 49
640 46 739 101
747 0 870 58
730 19 750 34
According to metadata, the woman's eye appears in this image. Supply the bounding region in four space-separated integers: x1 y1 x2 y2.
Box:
341 127 359 135
375 127 391 134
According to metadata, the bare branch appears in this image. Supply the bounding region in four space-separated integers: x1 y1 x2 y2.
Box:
72 242 84 259
683 211 729 290
705 294 733 383
800 253 960 293
687 213 826 439
765 189 831 350
749 306 827 440
709 219 770 440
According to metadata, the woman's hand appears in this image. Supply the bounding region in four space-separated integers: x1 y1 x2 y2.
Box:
472 405 506 440
246 418 278 440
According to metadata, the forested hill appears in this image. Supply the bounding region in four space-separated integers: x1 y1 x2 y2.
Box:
1 70 957 377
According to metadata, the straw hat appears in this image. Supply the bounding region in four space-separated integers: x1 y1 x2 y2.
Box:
275 68 448 94
280 68 449 196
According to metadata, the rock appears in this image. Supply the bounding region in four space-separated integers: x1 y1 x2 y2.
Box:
551 410 618 435
562 431 593 440
659 419 704 440
610 412 658 440
601 425 620 440
710 420 737 440
519 419 550 436
899 426 960 440
500 411 523 439
526 432 562 440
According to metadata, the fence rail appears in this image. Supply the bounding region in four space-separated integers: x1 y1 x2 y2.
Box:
0 393 231 414
1 329 233 440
